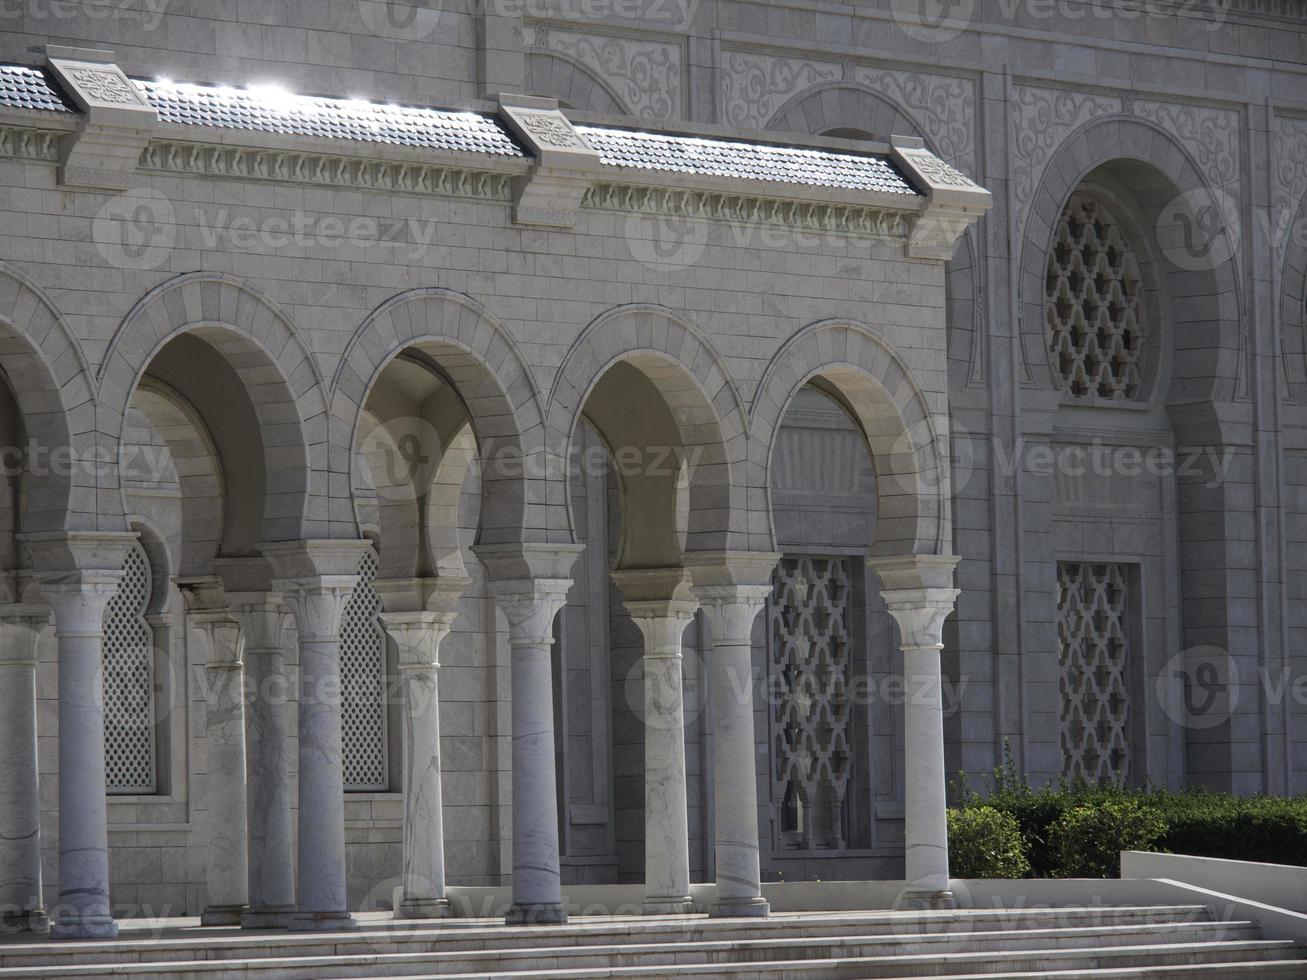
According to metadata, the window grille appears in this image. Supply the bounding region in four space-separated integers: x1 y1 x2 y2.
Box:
340 548 389 791
104 542 155 793
1057 562 1133 785
767 556 854 850
1045 194 1145 400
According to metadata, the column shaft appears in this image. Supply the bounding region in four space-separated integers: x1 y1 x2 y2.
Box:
628 604 696 915
0 612 49 933
188 606 249 926
283 583 357 930
44 580 122 939
380 605 460 920
229 597 295 928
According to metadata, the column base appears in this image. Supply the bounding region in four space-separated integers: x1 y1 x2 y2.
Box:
395 897 451 920
286 910 359 932
240 906 295 930
201 905 247 927
1 909 49 934
894 888 957 911
505 902 568 925
642 896 694 915
51 916 118 940
710 896 769 918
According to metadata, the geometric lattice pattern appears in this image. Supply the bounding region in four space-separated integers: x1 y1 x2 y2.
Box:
340 548 388 791
1057 562 1132 786
103 542 155 794
1045 194 1145 400
768 557 854 850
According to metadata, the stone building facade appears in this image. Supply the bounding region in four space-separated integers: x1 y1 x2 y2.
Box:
0 0 1304 938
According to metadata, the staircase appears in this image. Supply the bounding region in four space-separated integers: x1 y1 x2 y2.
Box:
1 905 1304 979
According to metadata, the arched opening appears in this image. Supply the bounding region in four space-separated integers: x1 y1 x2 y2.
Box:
765 384 879 871
1022 146 1244 793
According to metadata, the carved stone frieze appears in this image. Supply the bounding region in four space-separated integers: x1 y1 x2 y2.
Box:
721 50 841 131
528 26 682 121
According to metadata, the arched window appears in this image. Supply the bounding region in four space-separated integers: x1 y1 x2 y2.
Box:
340 548 389 791
103 542 156 794
1045 194 1146 401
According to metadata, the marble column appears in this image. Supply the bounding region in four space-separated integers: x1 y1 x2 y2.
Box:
226 593 295 928
870 555 960 910
267 540 370 932
613 567 697 915
689 552 779 919
376 576 466 920
473 542 583 926
179 579 249 927
24 529 136 940
0 606 51 933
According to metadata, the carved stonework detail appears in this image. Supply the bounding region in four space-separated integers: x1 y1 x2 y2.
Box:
1135 100 1241 192
850 66 975 170
1011 85 1120 213
66 66 146 106
1046 194 1146 401
515 110 583 148
582 182 911 240
0 126 62 162
139 140 514 199
529 27 682 120
1058 562 1133 787
1274 116 1307 220
722 51 841 131
768 557 854 851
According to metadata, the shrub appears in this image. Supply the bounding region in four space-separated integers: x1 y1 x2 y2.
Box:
948 806 1031 879
1046 800 1166 878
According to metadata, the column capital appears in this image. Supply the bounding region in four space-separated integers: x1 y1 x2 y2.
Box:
276 580 358 644
226 593 289 653
868 554 960 651
867 553 960 592
0 605 49 665
380 610 460 669
485 579 572 645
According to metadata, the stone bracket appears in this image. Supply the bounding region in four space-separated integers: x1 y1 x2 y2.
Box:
891 137 992 261
44 47 156 190
496 94 601 228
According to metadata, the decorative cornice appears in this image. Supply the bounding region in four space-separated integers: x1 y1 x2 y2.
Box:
582 181 912 239
138 139 515 200
0 124 63 162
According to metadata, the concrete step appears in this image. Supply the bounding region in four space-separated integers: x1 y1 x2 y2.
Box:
0 906 1217 970
0 923 1270 980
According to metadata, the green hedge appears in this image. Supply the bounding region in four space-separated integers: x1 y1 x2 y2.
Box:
949 754 1307 877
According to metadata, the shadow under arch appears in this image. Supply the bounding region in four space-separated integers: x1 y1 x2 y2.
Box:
546 304 750 567
98 272 324 551
0 262 97 535
333 288 546 551
750 319 951 559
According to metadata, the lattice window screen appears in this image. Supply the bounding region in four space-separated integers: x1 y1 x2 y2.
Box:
767 557 854 850
1057 562 1133 785
1045 194 1145 400
104 542 155 793
341 548 389 791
